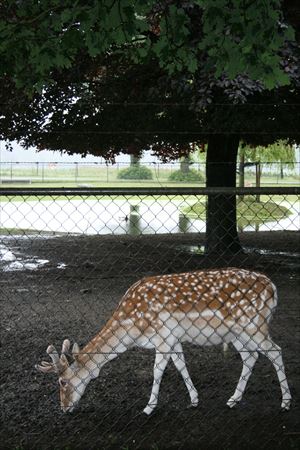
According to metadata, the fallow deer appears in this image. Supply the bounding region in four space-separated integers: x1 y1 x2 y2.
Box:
36 268 292 415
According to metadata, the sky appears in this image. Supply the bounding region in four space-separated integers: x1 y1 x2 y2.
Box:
0 141 159 164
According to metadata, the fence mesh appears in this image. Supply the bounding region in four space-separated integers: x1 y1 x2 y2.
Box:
0 160 299 186
0 187 299 450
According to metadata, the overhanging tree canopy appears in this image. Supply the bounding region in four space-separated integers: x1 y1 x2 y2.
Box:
0 0 298 91
1 55 299 156
0 0 299 254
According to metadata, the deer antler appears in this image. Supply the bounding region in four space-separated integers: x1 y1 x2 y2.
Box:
35 342 70 374
72 342 80 362
61 339 71 354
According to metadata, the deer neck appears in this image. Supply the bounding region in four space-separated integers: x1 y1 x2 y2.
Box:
75 321 129 379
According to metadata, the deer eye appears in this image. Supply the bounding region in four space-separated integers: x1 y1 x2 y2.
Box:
59 379 68 388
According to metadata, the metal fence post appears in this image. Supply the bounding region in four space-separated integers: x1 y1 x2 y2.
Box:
75 162 78 184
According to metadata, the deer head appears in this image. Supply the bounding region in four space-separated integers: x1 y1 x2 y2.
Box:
35 339 88 413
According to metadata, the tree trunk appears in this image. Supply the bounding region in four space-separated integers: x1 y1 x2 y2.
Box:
130 154 140 166
280 162 284 179
180 156 191 174
205 134 242 255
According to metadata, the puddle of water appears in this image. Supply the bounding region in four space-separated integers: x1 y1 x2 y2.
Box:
0 246 16 261
176 245 205 255
3 259 49 272
176 244 300 261
0 242 66 272
1 199 298 236
244 247 300 258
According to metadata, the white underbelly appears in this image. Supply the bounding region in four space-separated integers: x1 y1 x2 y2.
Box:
133 312 235 349
180 324 228 346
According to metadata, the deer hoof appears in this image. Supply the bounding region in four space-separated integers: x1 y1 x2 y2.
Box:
187 398 199 409
281 399 291 411
226 397 240 408
143 405 155 416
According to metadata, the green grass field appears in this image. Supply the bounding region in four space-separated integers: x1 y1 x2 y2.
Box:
181 197 294 228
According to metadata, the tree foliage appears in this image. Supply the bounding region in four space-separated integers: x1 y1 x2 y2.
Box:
243 140 296 168
0 0 297 92
1 57 299 160
1 0 299 160
1 1 299 161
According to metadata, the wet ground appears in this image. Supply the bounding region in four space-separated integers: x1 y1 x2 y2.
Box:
0 231 299 450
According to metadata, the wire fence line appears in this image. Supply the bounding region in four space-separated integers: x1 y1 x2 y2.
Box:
0 160 299 186
0 186 299 450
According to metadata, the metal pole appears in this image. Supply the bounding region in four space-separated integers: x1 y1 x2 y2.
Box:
256 162 261 202
75 162 78 184
0 186 298 196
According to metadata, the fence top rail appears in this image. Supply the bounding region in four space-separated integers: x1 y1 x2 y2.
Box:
0 186 299 196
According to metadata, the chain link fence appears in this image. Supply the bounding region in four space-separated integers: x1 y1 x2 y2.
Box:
0 160 299 186
1 186 299 450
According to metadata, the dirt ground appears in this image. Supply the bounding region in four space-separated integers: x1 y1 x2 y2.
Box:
1 231 299 450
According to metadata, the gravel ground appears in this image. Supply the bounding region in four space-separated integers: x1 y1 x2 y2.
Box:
0 231 299 450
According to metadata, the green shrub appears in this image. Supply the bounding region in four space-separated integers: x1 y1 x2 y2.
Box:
117 165 153 180
168 169 204 182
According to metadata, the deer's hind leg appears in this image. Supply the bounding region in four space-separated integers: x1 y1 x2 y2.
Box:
230 331 292 410
257 336 292 410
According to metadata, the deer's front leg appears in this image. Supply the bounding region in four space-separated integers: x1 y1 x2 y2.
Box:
227 338 258 408
171 342 198 408
143 346 171 415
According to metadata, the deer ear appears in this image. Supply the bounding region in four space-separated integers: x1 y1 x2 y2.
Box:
72 343 80 359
